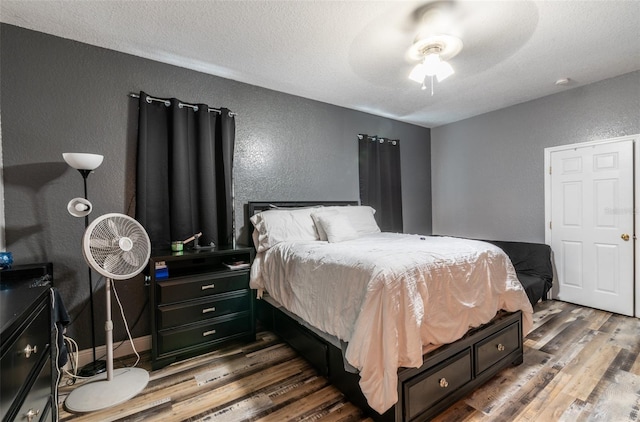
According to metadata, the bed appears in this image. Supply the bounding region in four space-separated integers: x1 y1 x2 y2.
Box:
247 201 534 421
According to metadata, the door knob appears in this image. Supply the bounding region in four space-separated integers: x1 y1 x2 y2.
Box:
621 234 630 241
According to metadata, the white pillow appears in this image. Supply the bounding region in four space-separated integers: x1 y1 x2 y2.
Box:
310 210 335 241
313 206 380 238
313 212 360 243
250 208 319 252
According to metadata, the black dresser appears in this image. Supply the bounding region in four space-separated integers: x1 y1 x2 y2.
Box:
149 247 255 369
0 263 55 422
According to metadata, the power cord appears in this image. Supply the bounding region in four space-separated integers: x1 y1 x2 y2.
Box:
111 280 141 367
51 288 60 422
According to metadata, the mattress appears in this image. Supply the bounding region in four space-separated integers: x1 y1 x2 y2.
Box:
250 233 534 413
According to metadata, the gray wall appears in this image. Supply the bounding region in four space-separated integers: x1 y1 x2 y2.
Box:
431 71 640 243
0 24 431 348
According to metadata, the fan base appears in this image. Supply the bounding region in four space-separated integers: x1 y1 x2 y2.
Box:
65 367 149 413
78 359 106 377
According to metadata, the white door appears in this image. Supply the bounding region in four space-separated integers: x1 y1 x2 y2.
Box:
549 140 634 316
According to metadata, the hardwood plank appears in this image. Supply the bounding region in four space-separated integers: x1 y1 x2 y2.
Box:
579 369 640 421
562 344 620 401
316 402 370 422
525 305 575 347
150 358 314 422
630 352 640 377
515 372 574 421
432 401 485 421
253 386 343 422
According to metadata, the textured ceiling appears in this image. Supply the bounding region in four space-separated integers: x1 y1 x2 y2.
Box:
2 0 639 128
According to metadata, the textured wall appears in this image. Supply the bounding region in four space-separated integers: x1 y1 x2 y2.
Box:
0 24 431 348
431 71 640 243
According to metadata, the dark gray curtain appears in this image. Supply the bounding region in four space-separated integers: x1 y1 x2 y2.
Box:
358 134 403 232
136 91 235 249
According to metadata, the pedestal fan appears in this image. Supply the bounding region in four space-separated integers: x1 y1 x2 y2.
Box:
65 213 151 412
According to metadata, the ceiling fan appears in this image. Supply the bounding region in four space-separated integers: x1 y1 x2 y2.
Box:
406 2 464 94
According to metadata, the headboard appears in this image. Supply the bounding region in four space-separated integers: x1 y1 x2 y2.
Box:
245 201 359 247
247 201 358 217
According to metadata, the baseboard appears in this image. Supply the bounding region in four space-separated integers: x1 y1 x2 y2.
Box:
67 335 152 369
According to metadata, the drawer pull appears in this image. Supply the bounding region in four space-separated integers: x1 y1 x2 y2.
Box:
24 344 38 358
497 343 505 352
25 408 40 422
439 378 449 388
201 283 216 290
202 307 216 314
203 329 217 337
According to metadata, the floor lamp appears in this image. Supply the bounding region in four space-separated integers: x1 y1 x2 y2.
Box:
63 152 106 377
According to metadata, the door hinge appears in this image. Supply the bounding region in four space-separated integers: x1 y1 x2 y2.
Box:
549 166 552 175
549 221 552 229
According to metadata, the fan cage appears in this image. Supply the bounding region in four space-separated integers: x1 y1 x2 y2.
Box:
83 213 151 280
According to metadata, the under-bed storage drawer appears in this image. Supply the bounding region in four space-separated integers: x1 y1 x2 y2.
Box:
273 309 329 376
404 349 472 421
475 321 520 375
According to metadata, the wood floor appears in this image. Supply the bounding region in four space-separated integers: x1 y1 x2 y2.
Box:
57 300 640 421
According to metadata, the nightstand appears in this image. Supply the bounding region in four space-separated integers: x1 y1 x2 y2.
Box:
149 247 255 369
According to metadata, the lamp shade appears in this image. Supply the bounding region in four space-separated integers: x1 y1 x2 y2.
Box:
63 153 104 170
67 197 93 217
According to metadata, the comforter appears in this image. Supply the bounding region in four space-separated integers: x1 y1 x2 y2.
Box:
250 233 534 414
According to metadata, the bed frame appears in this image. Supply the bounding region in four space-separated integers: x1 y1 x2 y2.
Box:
247 201 524 422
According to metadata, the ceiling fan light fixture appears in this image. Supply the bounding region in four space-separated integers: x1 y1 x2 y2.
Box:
409 63 428 83
422 51 442 76
407 35 462 92
436 60 455 82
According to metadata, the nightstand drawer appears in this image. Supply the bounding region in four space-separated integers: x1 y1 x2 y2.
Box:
158 271 249 305
475 322 520 374
404 349 472 421
158 313 251 354
157 291 250 330
1 300 49 417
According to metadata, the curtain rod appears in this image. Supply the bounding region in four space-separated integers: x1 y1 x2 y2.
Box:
129 93 236 117
358 134 399 145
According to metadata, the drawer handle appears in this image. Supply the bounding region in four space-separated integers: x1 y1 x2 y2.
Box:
203 329 217 337
201 283 216 290
439 378 449 388
24 344 38 358
497 343 505 352
202 307 216 314
25 408 40 422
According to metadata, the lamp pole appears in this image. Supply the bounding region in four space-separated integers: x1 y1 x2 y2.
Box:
78 169 106 377
63 153 106 378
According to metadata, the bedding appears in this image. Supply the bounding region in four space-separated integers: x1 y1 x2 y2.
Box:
250 231 534 414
